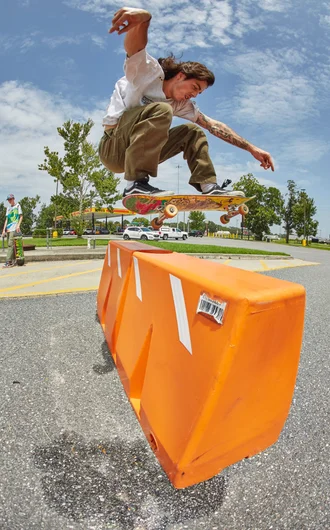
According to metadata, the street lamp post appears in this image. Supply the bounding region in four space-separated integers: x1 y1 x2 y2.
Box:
301 188 306 242
176 164 182 229
54 178 59 229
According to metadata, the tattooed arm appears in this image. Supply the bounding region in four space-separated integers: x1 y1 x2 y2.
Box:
196 112 274 171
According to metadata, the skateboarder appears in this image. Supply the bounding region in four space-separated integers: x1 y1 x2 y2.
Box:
99 6 274 198
2 194 23 268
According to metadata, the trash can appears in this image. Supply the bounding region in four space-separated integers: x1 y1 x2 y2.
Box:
302 239 306 246
53 231 58 238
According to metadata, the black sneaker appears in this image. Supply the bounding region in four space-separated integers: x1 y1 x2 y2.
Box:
123 176 174 197
202 184 245 197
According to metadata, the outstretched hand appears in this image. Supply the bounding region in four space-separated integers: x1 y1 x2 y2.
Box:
109 7 151 35
250 147 275 171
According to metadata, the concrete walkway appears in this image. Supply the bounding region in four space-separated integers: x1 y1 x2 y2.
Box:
0 247 319 298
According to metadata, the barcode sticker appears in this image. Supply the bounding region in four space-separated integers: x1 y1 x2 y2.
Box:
197 293 227 325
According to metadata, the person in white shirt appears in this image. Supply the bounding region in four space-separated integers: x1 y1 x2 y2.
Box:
2 194 23 268
99 7 274 197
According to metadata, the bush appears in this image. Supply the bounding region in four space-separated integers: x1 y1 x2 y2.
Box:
54 228 63 237
33 229 47 238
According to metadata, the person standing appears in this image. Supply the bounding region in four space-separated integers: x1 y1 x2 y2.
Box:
2 194 23 268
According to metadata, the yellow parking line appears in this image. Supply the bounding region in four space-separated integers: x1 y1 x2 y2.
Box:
0 286 99 298
0 267 102 293
261 262 319 272
0 261 88 279
260 260 270 270
222 259 231 265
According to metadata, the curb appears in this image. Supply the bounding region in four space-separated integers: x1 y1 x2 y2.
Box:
0 250 292 263
188 253 292 260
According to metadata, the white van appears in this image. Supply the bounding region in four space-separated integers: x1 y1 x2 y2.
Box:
159 227 188 240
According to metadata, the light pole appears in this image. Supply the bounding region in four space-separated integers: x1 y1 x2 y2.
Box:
54 178 59 229
301 188 306 242
176 164 182 228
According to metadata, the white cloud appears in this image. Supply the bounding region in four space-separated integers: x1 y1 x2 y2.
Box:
64 0 293 52
0 81 105 201
216 48 319 129
279 138 330 165
42 33 106 49
0 32 106 54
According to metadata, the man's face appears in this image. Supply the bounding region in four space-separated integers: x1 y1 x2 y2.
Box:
168 73 208 102
7 198 15 206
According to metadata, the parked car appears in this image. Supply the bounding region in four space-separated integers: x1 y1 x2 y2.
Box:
115 227 125 235
83 228 94 235
263 234 280 242
188 230 204 237
123 226 158 240
99 228 110 235
159 227 188 240
63 229 76 236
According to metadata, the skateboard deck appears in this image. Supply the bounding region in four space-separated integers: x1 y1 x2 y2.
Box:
122 194 254 227
14 235 25 266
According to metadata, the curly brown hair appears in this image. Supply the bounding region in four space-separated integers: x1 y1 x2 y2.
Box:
158 54 215 86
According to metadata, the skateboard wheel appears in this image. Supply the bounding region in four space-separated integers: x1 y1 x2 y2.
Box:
164 204 178 218
151 218 162 230
238 204 249 216
220 214 230 225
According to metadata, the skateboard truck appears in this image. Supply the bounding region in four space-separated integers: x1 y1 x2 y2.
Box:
220 203 249 225
150 204 178 230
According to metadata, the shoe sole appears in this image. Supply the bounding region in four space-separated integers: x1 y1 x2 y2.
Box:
124 190 175 197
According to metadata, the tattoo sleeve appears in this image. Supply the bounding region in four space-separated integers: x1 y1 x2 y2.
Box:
196 112 251 151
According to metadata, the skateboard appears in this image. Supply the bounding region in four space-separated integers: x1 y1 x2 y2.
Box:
14 235 25 266
122 194 255 230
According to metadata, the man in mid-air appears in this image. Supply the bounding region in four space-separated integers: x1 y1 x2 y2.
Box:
99 7 274 197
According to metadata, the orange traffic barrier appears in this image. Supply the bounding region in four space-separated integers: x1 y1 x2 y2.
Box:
97 242 112 329
112 251 305 488
98 241 172 360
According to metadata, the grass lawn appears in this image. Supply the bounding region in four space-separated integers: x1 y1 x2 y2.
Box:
274 239 330 251
143 241 289 255
8 237 289 255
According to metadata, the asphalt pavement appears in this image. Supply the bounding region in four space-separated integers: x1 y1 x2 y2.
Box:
0 241 329 529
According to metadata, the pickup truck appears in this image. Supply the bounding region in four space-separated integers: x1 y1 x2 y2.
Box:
159 227 188 240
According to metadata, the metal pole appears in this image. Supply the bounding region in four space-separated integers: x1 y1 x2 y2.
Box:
176 164 182 228
301 188 306 241
54 178 59 229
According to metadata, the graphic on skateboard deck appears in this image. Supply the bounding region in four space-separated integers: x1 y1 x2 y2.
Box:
14 235 25 266
122 194 255 229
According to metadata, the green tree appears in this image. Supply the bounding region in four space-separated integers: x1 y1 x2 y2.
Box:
188 211 206 231
20 196 41 235
0 202 6 233
39 119 121 236
234 174 284 240
207 220 218 234
36 203 56 229
132 216 149 226
283 180 298 244
293 191 318 243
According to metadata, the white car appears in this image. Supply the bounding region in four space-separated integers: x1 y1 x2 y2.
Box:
123 226 159 241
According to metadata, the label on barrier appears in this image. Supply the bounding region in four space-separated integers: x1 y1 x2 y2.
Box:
197 293 227 324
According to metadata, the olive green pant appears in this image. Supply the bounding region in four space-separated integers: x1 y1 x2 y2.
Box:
99 102 217 191
6 231 20 262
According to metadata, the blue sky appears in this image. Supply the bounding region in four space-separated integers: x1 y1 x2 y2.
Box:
1 0 330 236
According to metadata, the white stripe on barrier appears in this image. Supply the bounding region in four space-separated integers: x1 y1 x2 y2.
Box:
169 274 192 355
117 248 122 278
133 257 142 301
107 245 111 267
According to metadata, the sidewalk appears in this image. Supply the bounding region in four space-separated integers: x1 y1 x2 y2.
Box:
0 245 319 299
1 244 295 263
